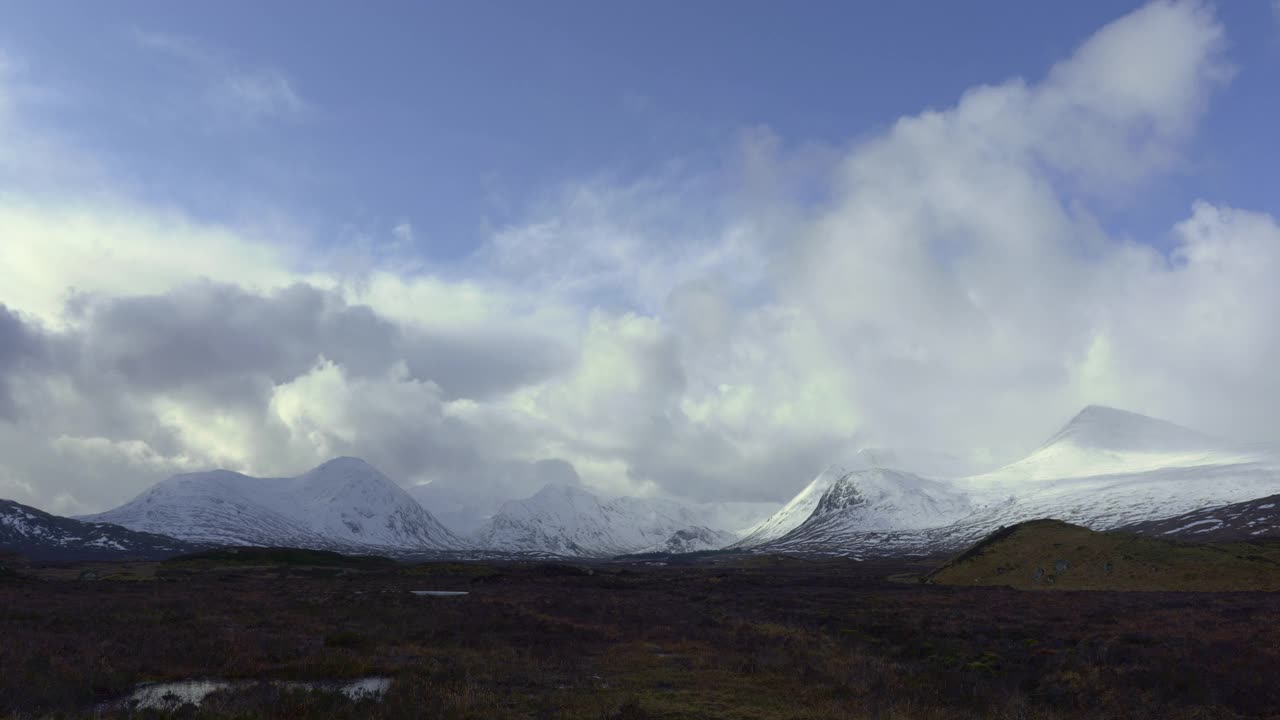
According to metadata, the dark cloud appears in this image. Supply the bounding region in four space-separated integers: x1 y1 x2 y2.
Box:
70 281 566 404
0 304 46 419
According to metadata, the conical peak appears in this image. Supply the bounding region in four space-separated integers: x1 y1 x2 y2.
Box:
1068 405 1148 425
1043 405 1214 453
313 456 379 473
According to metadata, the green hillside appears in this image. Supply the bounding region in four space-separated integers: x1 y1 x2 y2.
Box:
929 519 1280 591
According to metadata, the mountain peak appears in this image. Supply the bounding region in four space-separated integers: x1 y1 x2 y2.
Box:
312 456 380 474
1042 405 1215 453
1071 404 1147 423
532 483 594 500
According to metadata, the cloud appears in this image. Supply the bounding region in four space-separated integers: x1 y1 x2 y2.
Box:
3 1 1279 516
0 304 47 419
133 29 307 124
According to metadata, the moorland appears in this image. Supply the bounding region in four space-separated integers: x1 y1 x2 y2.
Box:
3 543 1279 719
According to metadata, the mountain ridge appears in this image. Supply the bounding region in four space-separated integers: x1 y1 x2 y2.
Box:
81 457 468 554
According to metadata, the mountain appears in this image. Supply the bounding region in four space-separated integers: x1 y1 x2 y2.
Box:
2 499 200 561
965 405 1232 488
1118 493 1280 542
739 467 972 554
475 484 755 557
733 466 847 548
738 406 1280 557
958 405 1280 530
81 457 468 554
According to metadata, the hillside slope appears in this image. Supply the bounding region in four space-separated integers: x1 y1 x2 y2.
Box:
2 499 200 561
929 519 1280 591
1119 493 1280 542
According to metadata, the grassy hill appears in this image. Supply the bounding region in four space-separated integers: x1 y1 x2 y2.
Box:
929 519 1280 591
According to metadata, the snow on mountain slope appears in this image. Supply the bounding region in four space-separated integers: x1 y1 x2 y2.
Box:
745 468 972 553
735 448 994 550
955 406 1280 529
82 458 468 553
965 405 1250 489
282 458 466 549
2 499 200 561
740 406 1280 557
476 484 749 557
733 466 847 548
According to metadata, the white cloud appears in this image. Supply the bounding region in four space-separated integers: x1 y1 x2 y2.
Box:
3 1 1280 515
133 29 308 124
214 68 305 121
0 198 298 326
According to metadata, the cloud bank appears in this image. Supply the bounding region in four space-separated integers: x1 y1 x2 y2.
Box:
2 1 1278 516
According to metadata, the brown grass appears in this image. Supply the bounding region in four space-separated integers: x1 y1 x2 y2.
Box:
0 554 1276 718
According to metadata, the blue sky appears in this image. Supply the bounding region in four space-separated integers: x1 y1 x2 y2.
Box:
4 1 1276 260
3 1 1280 514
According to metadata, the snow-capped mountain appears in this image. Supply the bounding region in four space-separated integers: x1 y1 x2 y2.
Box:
474 484 764 557
740 406 1280 556
733 466 849 548
81 457 468 554
2 499 201 561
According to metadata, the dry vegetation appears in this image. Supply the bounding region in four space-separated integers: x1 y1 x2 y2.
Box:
1 550 1278 719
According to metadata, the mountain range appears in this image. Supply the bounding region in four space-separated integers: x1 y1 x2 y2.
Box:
79 457 468 554
4 405 1280 561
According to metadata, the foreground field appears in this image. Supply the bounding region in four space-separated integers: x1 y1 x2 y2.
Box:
2 552 1278 719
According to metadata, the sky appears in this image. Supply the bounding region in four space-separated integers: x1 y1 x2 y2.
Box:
1 1 1280 516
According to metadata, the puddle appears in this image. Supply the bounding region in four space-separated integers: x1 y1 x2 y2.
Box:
410 590 469 596
281 677 391 700
109 676 391 710
120 680 230 709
